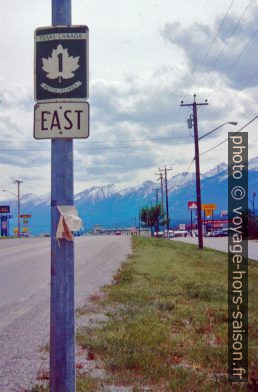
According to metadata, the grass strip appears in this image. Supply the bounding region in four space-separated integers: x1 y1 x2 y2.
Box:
77 236 258 391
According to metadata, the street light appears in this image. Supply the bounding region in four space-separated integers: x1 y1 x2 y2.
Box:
198 121 238 141
2 189 17 198
196 121 237 247
3 180 23 237
200 116 258 157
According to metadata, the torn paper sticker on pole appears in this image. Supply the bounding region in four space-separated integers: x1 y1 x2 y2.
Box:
56 206 83 241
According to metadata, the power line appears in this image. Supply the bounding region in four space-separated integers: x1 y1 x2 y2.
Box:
0 135 196 152
185 158 195 173
196 0 254 95
172 156 196 190
198 65 258 126
198 28 258 116
162 105 182 165
0 141 195 153
188 0 236 91
162 106 194 170
0 135 190 144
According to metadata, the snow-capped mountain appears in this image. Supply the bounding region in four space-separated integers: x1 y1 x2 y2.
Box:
2 158 257 235
167 172 195 193
134 181 157 197
249 157 258 171
75 184 118 203
204 162 227 178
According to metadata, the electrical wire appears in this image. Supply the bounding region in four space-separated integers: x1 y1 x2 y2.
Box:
161 105 182 165
140 1 235 172
197 28 258 119
0 140 194 153
196 0 254 95
198 64 258 127
0 135 190 144
188 0 236 92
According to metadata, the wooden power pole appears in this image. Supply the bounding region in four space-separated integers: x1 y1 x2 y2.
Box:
180 95 208 249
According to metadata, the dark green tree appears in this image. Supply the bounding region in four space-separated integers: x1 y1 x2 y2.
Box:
140 204 163 236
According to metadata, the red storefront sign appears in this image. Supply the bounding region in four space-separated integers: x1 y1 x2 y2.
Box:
188 201 197 209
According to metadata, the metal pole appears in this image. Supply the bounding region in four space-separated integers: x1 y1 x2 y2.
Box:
193 100 203 249
165 167 170 235
190 209 193 237
17 182 20 237
253 192 256 232
14 180 22 237
50 1 75 392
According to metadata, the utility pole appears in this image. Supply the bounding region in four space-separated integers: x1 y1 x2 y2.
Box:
50 1 75 391
152 188 160 236
153 188 160 206
159 166 172 236
253 192 256 232
181 95 208 249
13 180 23 237
156 172 164 229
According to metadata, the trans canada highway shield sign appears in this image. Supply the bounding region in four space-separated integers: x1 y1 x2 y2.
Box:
34 25 88 102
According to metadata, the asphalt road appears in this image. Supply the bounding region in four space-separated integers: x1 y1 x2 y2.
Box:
171 236 258 260
0 236 131 392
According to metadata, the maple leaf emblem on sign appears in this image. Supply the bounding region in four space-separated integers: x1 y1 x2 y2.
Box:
42 44 80 83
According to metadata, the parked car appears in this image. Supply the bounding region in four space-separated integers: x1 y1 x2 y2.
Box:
153 231 164 238
172 230 188 237
212 229 228 237
115 230 121 235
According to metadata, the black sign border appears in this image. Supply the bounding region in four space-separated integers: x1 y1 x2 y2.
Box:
34 25 89 102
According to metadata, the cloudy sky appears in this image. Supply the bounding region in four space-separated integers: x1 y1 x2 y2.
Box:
0 0 258 199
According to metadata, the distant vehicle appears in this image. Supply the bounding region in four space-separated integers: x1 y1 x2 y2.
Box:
115 230 121 235
212 229 228 237
153 231 164 238
172 230 187 238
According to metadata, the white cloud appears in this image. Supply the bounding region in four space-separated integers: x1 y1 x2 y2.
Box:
0 0 257 200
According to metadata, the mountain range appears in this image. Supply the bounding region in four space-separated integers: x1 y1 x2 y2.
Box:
2 157 258 235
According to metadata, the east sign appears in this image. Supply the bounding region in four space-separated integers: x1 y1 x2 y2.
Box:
34 102 89 139
34 25 88 102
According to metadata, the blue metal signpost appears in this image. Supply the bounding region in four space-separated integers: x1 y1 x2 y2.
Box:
51 1 75 391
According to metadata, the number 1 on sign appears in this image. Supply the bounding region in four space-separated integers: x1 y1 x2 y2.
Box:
58 53 63 83
58 53 63 73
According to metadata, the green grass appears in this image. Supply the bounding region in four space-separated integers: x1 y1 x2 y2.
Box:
77 236 258 391
29 375 100 392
